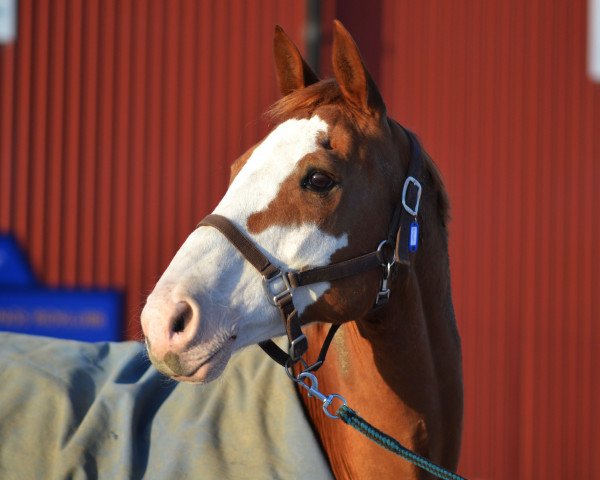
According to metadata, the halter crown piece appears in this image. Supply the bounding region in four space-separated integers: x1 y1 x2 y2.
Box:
197 127 423 371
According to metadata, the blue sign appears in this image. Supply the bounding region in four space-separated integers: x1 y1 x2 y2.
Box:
0 288 123 342
0 233 123 341
0 234 36 286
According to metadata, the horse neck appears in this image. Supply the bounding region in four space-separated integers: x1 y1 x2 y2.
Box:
299 208 463 479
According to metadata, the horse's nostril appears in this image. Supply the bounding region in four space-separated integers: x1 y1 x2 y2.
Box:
173 314 186 333
170 301 193 335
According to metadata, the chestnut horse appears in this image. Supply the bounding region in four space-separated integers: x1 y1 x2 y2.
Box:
141 21 463 479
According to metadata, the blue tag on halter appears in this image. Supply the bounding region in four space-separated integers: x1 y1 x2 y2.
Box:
409 221 419 252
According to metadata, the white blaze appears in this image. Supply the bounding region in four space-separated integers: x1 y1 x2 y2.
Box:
216 116 329 218
149 115 348 350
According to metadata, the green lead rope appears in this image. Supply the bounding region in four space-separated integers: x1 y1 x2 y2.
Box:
336 405 467 480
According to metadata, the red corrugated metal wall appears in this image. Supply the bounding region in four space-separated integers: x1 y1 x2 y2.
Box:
1 1 598 479
329 1 600 478
0 0 305 339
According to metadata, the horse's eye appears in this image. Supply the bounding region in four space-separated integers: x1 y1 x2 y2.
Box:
303 171 336 192
320 138 333 150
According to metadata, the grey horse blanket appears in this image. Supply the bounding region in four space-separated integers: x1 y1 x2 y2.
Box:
0 333 333 479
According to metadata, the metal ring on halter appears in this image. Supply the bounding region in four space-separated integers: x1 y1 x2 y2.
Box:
376 240 396 267
285 357 307 382
284 354 324 382
374 241 395 307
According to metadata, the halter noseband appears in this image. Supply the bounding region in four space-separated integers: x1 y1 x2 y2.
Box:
197 126 423 371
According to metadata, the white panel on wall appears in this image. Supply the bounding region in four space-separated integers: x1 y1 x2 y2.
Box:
590 0 600 80
0 0 17 44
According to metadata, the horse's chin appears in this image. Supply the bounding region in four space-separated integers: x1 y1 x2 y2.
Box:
172 354 230 384
148 341 234 384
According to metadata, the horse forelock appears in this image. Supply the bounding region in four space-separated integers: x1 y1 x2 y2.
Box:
266 79 351 124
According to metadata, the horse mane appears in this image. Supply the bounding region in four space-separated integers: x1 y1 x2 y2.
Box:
266 78 451 228
422 149 451 229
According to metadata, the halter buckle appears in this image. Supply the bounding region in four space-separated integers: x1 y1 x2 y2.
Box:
374 262 393 308
263 271 293 306
375 288 390 306
289 334 308 361
402 176 422 217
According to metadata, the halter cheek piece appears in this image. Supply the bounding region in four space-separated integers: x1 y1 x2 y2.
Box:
197 127 423 371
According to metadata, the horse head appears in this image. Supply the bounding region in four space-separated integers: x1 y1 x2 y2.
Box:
141 21 415 383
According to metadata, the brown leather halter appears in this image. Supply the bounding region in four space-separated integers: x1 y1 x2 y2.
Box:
197 126 423 371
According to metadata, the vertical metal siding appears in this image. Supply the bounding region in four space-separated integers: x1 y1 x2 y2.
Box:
331 0 599 478
0 0 306 338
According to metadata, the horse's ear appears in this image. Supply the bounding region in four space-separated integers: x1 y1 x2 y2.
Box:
332 20 386 116
273 25 319 96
